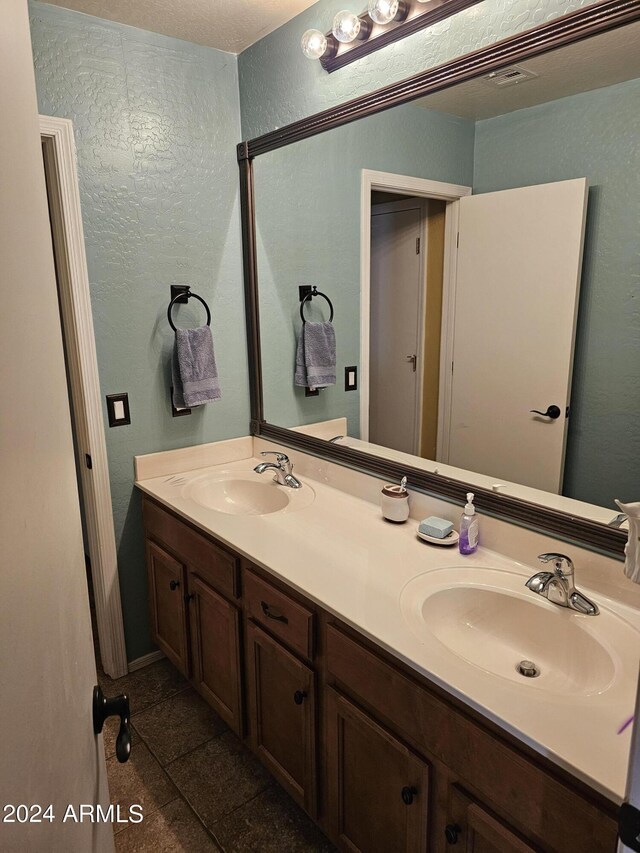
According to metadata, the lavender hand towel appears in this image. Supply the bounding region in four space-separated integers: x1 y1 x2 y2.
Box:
295 321 336 390
172 325 221 408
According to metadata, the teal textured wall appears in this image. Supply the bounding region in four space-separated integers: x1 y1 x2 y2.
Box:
256 104 474 431
238 0 600 139
29 1 249 661
473 79 640 508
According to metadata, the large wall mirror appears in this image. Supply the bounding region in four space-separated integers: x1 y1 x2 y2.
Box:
240 2 640 556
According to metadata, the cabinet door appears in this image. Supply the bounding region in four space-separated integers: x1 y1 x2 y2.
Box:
189 573 242 735
447 786 537 853
325 689 429 853
146 539 189 675
245 621 317 816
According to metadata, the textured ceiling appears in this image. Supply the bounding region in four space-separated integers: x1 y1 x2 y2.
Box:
417 21 640 119
39 0 319 53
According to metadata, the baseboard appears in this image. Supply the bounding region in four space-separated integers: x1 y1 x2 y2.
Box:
128 650 165 672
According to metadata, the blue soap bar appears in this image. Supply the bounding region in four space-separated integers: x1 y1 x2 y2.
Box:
419 516 454 539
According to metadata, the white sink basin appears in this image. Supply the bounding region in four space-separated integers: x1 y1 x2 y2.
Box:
400 567 639 697
183 471 315 516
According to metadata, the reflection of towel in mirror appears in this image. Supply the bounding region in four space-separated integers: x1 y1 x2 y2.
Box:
295 321 336 391
615 499 640 583
172 326 221 408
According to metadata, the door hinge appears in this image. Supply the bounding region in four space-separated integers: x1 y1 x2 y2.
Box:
456 232 460 248
85 453 92 470
416 237 420 255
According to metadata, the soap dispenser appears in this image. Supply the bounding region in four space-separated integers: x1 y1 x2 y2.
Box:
459 492 479 555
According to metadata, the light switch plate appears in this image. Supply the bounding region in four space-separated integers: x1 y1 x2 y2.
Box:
106 393 131 427
345 366 358 391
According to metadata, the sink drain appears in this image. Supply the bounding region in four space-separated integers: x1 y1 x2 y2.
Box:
516 660 540 678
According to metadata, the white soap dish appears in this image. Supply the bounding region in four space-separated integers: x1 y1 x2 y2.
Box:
417 529 459 547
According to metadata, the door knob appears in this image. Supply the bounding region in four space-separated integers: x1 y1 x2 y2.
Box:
530 405 561 420
93 685 131 763
169 579 180 590
406 354 417 372
293 690 307 705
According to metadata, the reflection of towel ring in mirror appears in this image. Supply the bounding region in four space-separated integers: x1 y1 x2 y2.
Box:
167 290 211 332
300 287 334 324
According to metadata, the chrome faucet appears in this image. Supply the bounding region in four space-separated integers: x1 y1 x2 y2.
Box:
253 451 302 489
525 553 599 615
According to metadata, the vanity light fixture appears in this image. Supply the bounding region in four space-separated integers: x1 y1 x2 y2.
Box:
301 0 484 73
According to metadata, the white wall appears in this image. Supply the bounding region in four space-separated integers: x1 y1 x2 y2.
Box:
0 1 111 850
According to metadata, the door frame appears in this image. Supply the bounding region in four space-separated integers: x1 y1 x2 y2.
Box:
359 169 471 446
40 115 128 678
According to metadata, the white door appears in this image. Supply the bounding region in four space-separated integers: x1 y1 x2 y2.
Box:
370 200 424 454
446 178 588 493
1 3 113 850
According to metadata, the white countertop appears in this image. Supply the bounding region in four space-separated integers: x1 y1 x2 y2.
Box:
136 453 639 804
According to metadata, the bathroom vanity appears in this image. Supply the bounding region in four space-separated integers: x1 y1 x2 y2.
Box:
136 445 635 853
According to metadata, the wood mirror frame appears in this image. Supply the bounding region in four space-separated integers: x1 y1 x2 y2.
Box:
238 0 640 557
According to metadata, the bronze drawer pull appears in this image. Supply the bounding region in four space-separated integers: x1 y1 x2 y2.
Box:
261 601 289 624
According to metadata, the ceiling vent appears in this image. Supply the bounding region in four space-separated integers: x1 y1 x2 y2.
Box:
482 66 539 88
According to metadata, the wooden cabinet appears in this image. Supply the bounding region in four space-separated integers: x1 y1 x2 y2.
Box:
144 498 242 730
325 688 430 853
188 572 242 735
447 787 536 853
245 620 317 815
141 496 618 853
145 540 189 675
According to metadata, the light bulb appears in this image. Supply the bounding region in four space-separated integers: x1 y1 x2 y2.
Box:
301 29 328 59
368 0 399 24
332 10 361 43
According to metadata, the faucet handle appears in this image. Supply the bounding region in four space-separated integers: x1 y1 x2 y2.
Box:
537 553 574 574
260 451 289 463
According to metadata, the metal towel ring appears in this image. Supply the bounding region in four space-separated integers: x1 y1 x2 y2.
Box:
167 291 211 332
300 287 334 324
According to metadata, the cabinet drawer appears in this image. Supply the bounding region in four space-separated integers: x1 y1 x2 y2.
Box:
143 498 239 599
244 568 314 661
325 623 617 852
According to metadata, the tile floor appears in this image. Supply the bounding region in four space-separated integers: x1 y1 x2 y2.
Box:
99 658 336 852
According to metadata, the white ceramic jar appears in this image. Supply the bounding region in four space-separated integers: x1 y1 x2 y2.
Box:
380 480 410 523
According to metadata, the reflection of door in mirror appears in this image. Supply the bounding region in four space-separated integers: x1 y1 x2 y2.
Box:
369 197 426 456
445 179 588 494
367 180 587 494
